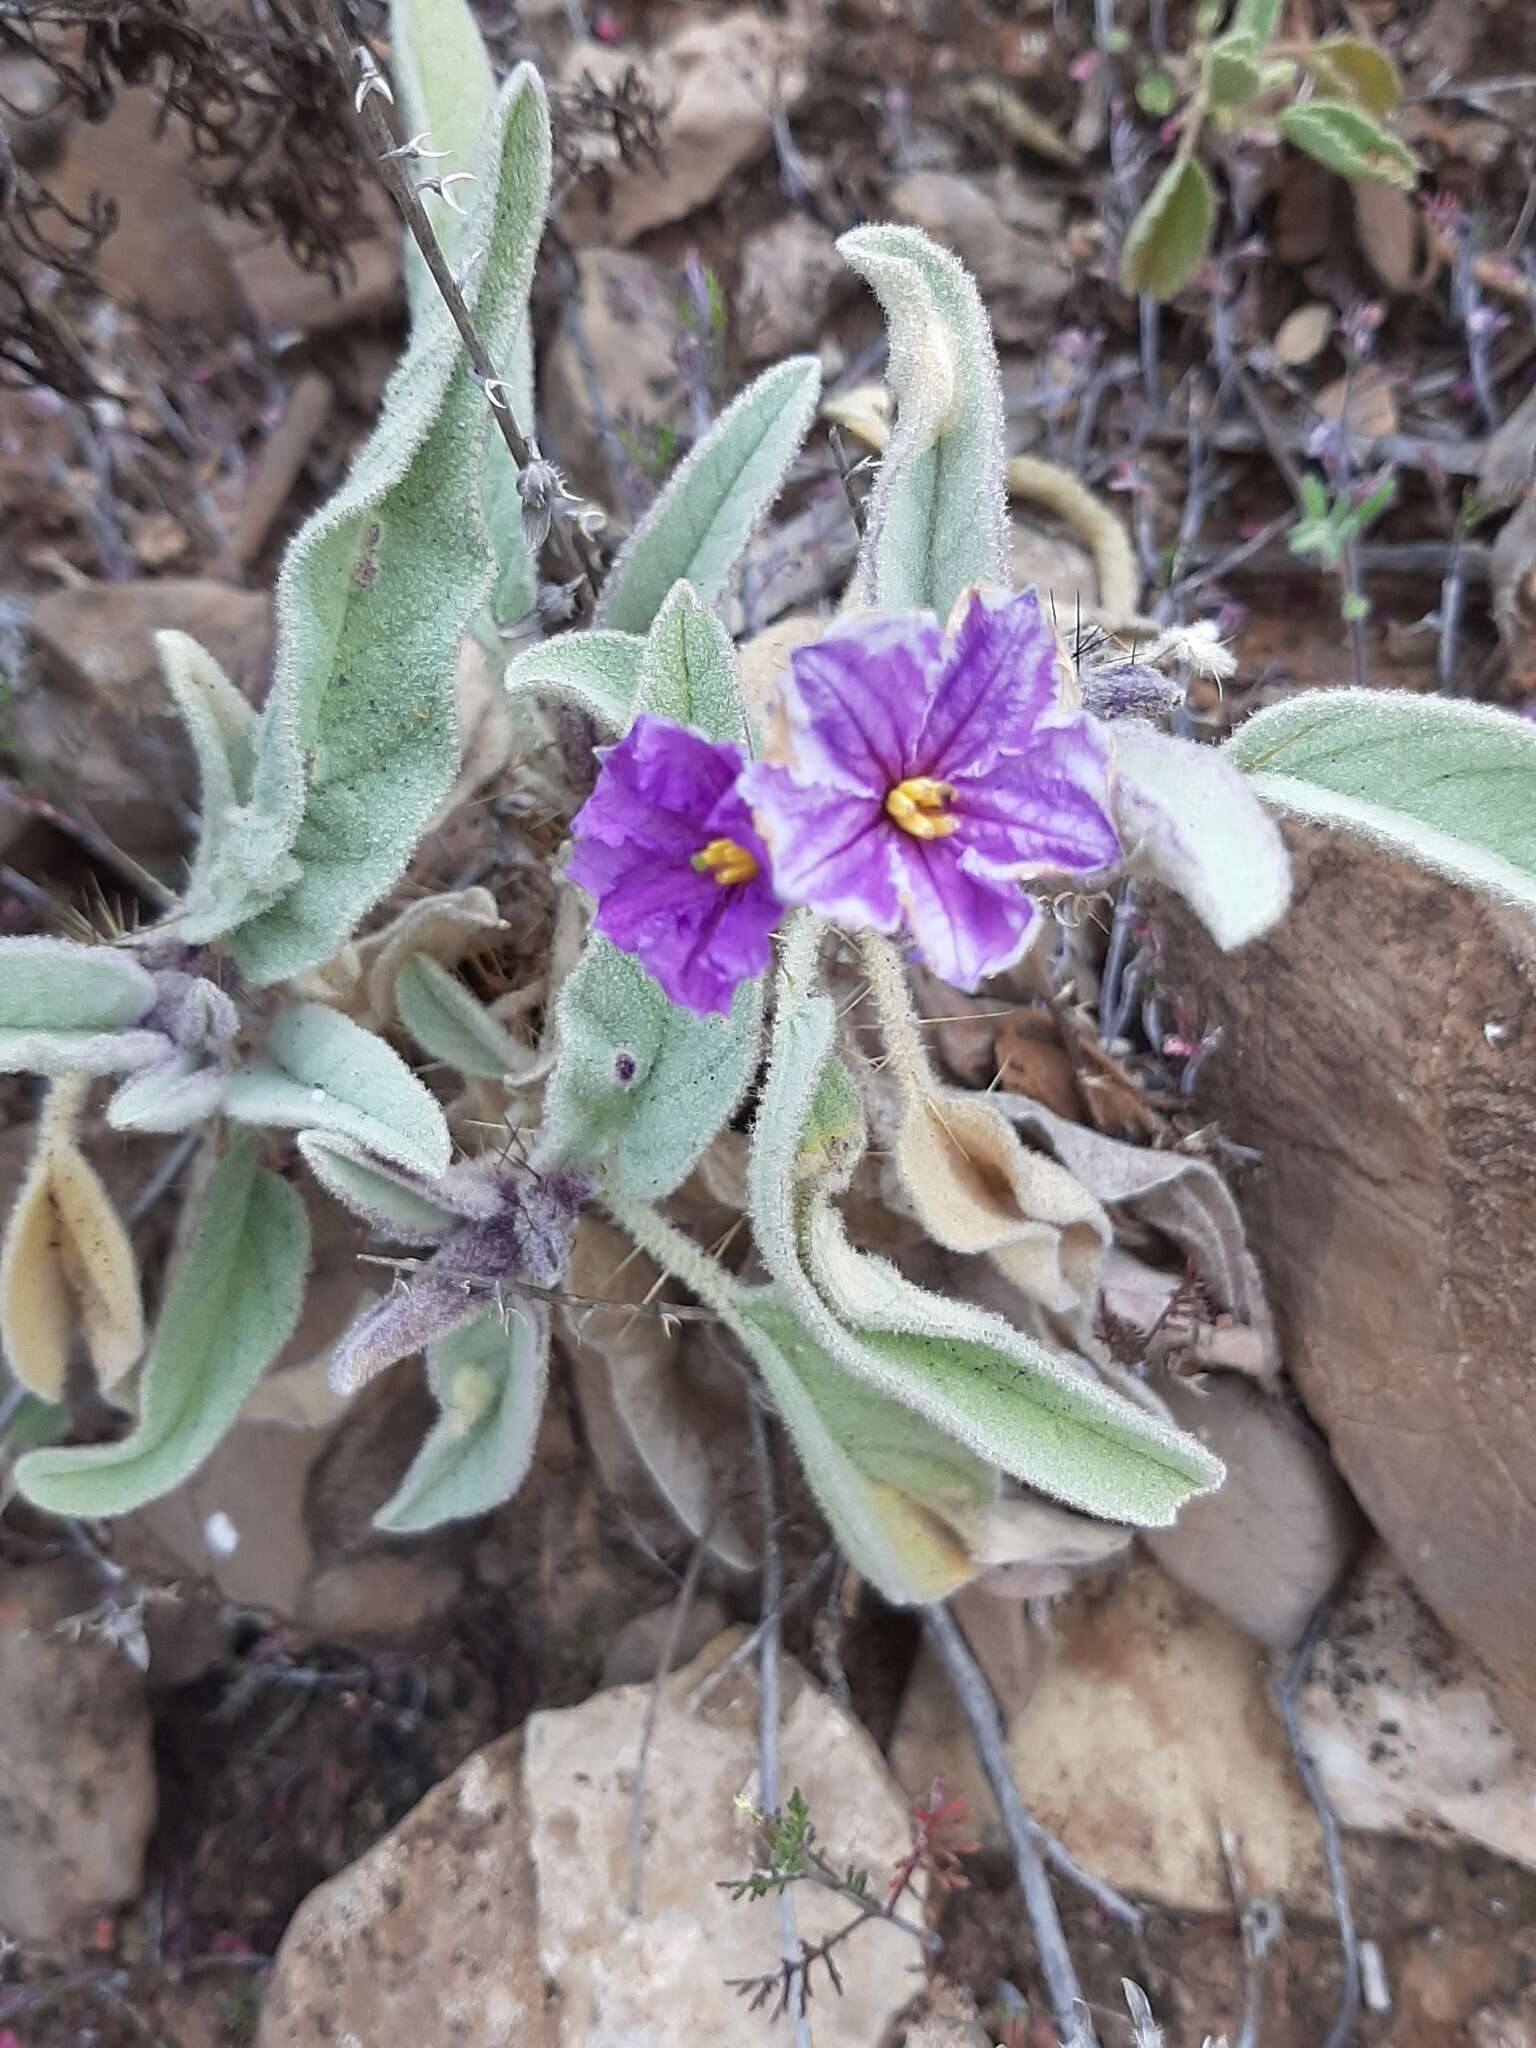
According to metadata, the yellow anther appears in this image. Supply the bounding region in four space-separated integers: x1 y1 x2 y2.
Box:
691 836 761 887
885 776 958 840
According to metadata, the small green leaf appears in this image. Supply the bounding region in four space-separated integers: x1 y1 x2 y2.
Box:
596 357 822 637
212 68 553 982
1136 67 1179 117
504 628 645 737
538 938 763 1202
0 939 166 1078
396 954 530 1080
225 1002 451 1177
1229 0 1281 38
1278 98 1418 190
154 632 266 944
1225 689 1536 911
106 1054 228 1133
373 1305 549 1532
1120 156 1216 301
15 1137 308 1517
838 224 1010 617
1304 35 1402 116
1208 37 1265 110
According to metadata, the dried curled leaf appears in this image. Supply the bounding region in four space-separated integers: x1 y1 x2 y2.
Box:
15 1135 309 1516
1120 156 1215 303
864 937 1109 1327
0 1078 144 1400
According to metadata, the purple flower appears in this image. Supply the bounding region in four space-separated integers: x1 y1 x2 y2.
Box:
741 590 1120 989
568 713 781 1017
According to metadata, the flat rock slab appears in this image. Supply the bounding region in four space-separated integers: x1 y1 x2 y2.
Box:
523 1632 922 2047
257 1730 552 2048
0 1561 157 1946
1158 820 1536 1742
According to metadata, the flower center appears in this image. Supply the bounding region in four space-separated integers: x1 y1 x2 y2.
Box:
885 776 958 840
691 836 761 887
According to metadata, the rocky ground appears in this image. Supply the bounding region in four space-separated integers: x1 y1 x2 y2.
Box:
4 1 1536 2044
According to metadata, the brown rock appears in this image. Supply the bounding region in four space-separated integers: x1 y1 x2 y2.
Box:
600 1593 733 1687
1142 1369 1365 1649
1158 819 1536 1741
211 189 401 340
18 580 271 865
256 1729 552 2048
736 215 844 363
888 168 1071 341
560 12 811 246
1001 1559 1327 1913
47 91 245 335
0 1560 157 1945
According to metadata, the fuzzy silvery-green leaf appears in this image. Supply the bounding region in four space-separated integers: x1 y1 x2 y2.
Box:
106 1053 229 1134
748 925 1223 1528
1278 98 1418 189
536 584 760 1199
600 1188 996 1606
153 632 267 944
389 0 538 629
395 953 529 1080
538 938 763 1202
389 0 494 319
15 1136 308 1517
632 580 747 739
224 1002 451 1177
1113 724 1292 949
838 225 1009 618
595 357 822 637
373 1303 549 1532
0 939 167 1077
1303 37 1403 117
1225 688 1536 910
1230 0 1280 35
298 1132 476 1241
200 68 552 982
734 1294 995 1605
1120 156 1215 301
504 629 645 736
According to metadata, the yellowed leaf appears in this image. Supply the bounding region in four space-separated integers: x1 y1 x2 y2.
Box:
0 1078 144 1399
1273 302 1334 367
863 937 1109 1330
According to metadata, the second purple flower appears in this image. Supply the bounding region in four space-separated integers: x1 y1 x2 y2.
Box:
741 589 1121 989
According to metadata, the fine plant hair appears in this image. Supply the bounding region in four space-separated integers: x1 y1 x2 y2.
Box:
3 0 1533 1619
